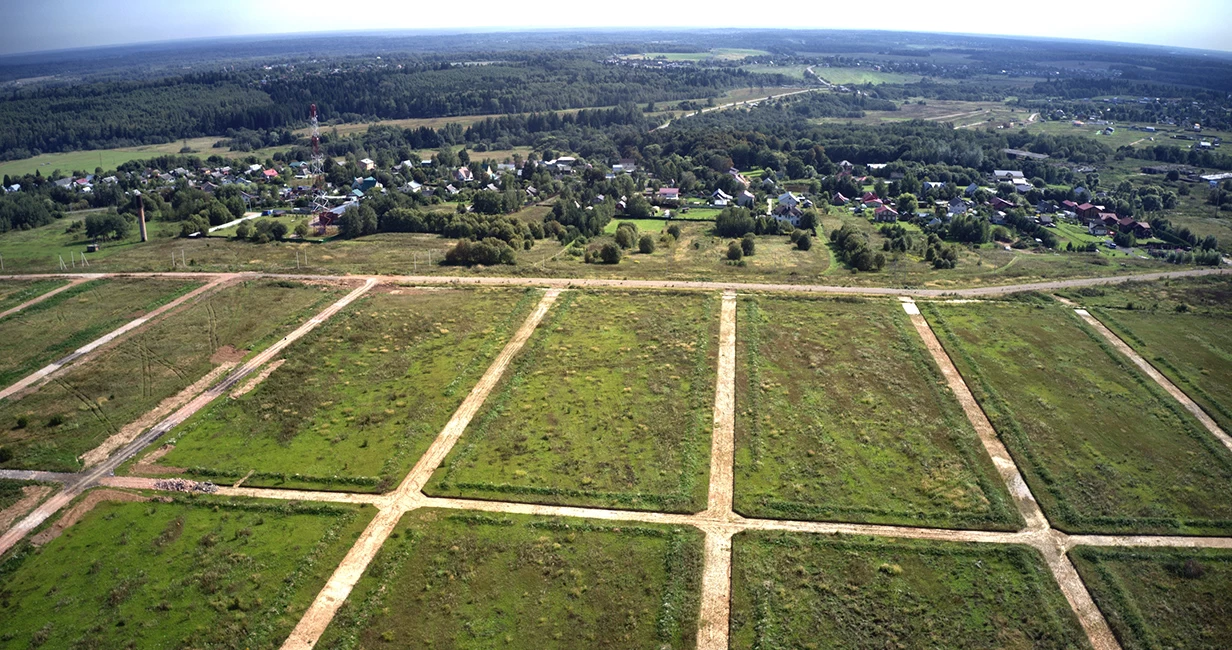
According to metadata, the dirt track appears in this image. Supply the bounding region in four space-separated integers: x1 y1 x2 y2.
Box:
0 277 97 321
9 272 1232 649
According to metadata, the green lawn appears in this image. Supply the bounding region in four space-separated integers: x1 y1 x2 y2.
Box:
157 288 537 492
0 214 182 272
733 296 1019 530
0 494 373 649
316 509 703 650
0 278 199 387
730 531 1090 649
815 67 923 85
426 290 717 513
603 219 672 235
0 280 344 472
1071 546 1232 650
925 301 1232 535
1091 308 1232 434
0 136 290 178
0 279 66 314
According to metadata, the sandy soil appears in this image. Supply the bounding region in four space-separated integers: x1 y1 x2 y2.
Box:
0 485 54 532
209 344 246 364
706 292 737 518
130 444 185 475
81 362 237 468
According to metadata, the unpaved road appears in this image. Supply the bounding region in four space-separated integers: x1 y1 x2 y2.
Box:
0 277 98 321
0 277 228 401
705 292 737 517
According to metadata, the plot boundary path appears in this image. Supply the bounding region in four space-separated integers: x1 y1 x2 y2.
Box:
6 276 1232 650
0 276 98 321
0 276 231 401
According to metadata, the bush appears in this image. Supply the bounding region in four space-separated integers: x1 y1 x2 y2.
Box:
614 224 637 249
443 237 516 266
741 233 756 256
15 416 28 429
727 241 744 261
638 234 655 254
796 234 812 251
600 242 622 264
0 446 11 463
667 224 682 239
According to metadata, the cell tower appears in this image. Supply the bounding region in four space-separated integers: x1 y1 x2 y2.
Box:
308 104 330 219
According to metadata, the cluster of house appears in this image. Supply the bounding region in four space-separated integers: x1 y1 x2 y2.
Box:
13 162 294 202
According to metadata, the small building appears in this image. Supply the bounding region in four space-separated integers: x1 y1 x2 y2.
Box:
454 167 474 182
656 187 680 203
832 192 850 205
737 190 756 207
359 158 376 171
874 206 899 222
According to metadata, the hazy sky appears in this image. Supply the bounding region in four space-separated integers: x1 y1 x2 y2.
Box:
5 0 1231 55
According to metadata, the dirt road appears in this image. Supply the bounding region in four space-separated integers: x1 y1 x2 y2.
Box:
0 277 98 321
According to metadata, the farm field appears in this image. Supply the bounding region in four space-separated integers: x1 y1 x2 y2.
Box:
0 277 198 387
154 287 537 492
0 493 373 649
732 296 1019 529
924 301 1232 535
814 99 1021 127
316 509 703 650
0 279 345 472
426 290 718 513
729 531 1090 649
0 136 289 179
1070 546 1232 650
1089 308 1232 433
0 279 65 314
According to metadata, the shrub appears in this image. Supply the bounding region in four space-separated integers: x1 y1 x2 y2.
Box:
15 416 28 429
638 234 656 254
600 242 622 264
443 237 516 266
727 241 744 261
741 233 756 256
614 224 637 249
667 223 682 239
0 446 11 463
796 234 812 251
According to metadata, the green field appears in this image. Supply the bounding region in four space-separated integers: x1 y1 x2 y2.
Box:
602 219 673 235
157 288 537 492
0 213 182 271
0 479 40 513
1055 276 1232 313
730 531 1090 649
815 67 923 85
622 48 769 62
0 278 198 387
733 296 1019 529
0 279 66 314
0 493 373 649
0 136 290 179
316 509 703 650
1071 546 1232 650
427 290 717 512
0 280 344 472
925 301 1232 535
1092 308 1232 433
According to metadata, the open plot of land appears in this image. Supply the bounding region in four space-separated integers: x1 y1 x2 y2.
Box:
0 279 66 314
729 531 1090 649
427 290 717 512
1070 546 1232 650
813 67 923 85
0 279 344 472
0 277 198 387
0 493 373 649
733 296 1019 529
0 136 290 179
156 288 537 492
316 509 703 650
1088 308 1232 434
1055 275 1232 313
924 301 1232 535
0 213 181 272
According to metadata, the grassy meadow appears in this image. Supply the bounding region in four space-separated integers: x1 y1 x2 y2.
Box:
157 288 537 492
733 296 1019 529
0 279 66 314
0 278 198 387
1070 546 1232 650
427 290 718 512
925 301 1232 535
729 531 1090 649
0 280 344 472
316 509 703 650
0 494 373 649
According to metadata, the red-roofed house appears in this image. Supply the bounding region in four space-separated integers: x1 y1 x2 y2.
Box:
656 187 680 203
1099 213 1120 228
991 197 1016 211
262 169 279 180
1077 203 1104 219
1133 221 1153 238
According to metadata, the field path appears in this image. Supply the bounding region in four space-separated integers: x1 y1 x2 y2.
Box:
279 288 561 650
1074 308 1232 453
0 276 98 320
0 276 229 401
0 278 375 557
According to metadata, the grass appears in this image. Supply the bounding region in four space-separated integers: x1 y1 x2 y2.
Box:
1054 276 1232 314
0 279 345 472
0 479 40 513
602 219 673 235
733 296 1020 530
813 67 923 85
316 509 703 650
924 301 1232 535
0 493 373 649
0 213 182 271
426 290 718 513
1070 546 1232 650
0 279 66 314
156 288 537 492
0 278 199 387
730 531 1090 649
0 136 290 179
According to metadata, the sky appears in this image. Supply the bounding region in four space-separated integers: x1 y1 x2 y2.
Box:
4 0 1231 56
